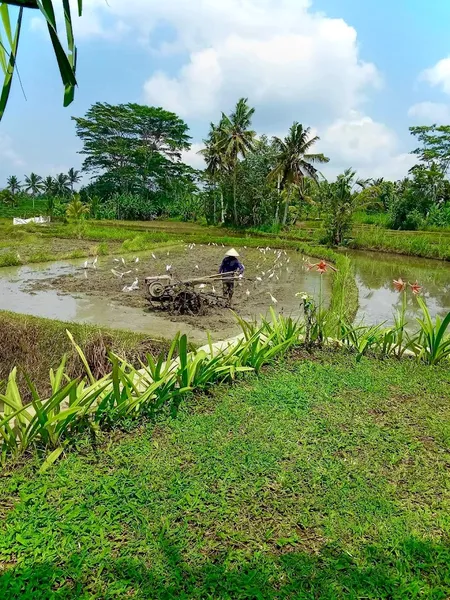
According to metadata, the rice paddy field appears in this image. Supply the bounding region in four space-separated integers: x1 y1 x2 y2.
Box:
0 218 449 599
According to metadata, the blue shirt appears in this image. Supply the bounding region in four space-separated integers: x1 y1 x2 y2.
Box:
219 256 245 274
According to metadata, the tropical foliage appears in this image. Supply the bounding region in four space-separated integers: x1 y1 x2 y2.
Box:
0 0 82 120
0 292 448 469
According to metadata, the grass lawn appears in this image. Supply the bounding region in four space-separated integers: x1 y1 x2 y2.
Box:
0 352 449 599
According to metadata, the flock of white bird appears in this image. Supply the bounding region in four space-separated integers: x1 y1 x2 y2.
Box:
81 243 295 304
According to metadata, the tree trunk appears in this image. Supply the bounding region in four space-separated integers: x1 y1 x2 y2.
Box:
274 174 281 225
220 190 225 223
233 171 238 226
282 189 289 226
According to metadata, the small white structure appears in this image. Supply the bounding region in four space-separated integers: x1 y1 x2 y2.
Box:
13 216 50 226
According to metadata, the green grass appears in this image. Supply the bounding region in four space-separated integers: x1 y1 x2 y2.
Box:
350 228 450 260
0 351 448 598
0 198 48 219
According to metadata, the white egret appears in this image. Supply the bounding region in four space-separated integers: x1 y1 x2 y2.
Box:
267 292 278 304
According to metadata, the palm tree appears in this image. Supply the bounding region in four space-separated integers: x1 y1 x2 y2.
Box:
218 98 256 225
270 122 330 226
24 172 43 208
54 172 71 197
199 122 228 223
67 167 82 193
66 196 90 221
6 175 21 196
321 169 368 245
42 176 56 196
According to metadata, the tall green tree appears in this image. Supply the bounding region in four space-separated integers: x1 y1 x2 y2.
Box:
320 169 366 245
67 168 82 193
409 125 450 174
270 122 329 226
53 173 71 197
73 103 191 195
199 122 228 223
24 172 43 208
6 175 21 195
218 98 256 225
42 176 56 196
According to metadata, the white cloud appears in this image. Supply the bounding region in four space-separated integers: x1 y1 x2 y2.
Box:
320 113 415 181
321 114 396 165
181 143 205 170
144 20 380 121
421 57 450 95
408 101 450 124
0 134 24 169
71 0 381 123
27 0 415 182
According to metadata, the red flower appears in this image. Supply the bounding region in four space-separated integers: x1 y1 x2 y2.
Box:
307 260 337 274
409 281 422 296
393 278 406 293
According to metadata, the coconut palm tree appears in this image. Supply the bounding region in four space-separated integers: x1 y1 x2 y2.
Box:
198 122 228 223
218 98 256 225
54 173 71 197
67 167 82 193
42 176 56 196
24 172 43 208
6 175 21 196
270 122 330 225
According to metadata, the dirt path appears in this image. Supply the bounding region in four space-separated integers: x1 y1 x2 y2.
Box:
27 244 332 334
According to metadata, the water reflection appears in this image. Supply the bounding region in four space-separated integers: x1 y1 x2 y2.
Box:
345 250 450 326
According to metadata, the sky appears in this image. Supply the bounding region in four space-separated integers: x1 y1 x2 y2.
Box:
2 0 450 185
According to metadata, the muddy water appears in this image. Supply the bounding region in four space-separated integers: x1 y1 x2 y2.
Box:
346 250 450 326
0 247 331 343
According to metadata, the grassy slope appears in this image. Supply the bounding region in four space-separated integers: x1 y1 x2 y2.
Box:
0 312 169 398
0 352 449 599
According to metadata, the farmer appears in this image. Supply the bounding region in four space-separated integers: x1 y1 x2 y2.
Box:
219 248 245 305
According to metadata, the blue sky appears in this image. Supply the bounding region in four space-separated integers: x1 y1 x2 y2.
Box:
2 0 450 185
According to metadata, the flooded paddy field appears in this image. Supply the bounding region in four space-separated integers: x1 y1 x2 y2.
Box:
1 242 449 343
346 249 450 326
0 245 330 343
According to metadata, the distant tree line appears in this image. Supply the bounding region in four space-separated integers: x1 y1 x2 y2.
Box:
2 101 450 242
